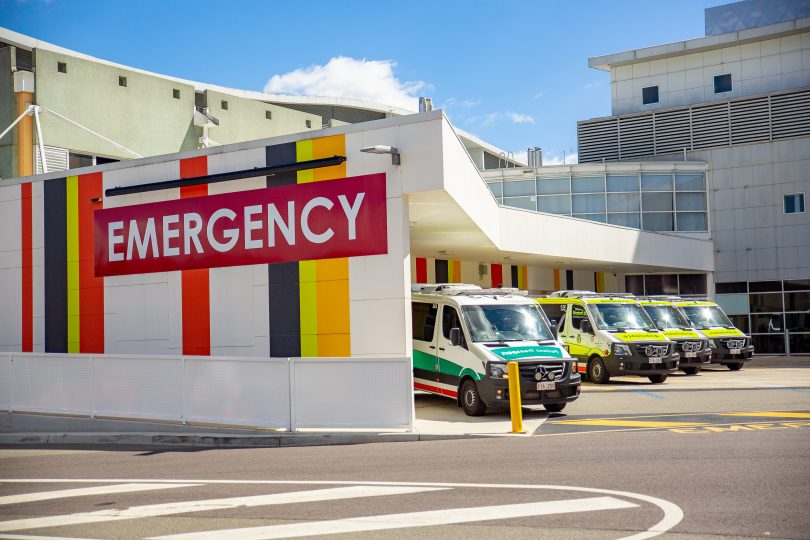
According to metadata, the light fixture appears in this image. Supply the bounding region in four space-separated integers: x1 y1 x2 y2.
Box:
361 145 401 165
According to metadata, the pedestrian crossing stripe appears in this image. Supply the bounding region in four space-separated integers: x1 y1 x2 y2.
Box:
715 411 810 419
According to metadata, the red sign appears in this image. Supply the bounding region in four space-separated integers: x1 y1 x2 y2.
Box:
94 173 388 276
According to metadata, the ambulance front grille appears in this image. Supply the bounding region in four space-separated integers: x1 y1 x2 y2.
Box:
518 362 567 382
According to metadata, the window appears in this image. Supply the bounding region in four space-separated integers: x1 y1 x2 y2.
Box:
642 86 659 105
172 89 180 99
265 110 272 120
57 62 67 74
412 303 437 342
714 74 732 93
442 306 466 348
784 193 805 214
118 76 127 87
570 305 588 330
305 120 312 128
221 100 228 110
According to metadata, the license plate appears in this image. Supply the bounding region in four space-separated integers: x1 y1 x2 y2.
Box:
730 348 741 355
537 382 556 391
685 352 697 358
648 357 662 364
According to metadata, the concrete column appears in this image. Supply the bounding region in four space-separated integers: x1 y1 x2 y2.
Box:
14 70 35 177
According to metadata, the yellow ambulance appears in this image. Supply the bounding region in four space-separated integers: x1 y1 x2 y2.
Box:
674 299 754 370
637 298 712 374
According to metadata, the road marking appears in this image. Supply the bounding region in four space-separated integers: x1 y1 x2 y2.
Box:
630 389 665 399
151 496 638 540
715 411 810 418
0 483 198 506
0 485 446 532
552 419 709 428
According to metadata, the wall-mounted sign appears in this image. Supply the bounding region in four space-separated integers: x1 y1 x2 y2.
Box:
94 173 388 276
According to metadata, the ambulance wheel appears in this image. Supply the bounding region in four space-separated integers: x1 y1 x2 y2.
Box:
682 366 700 375
726 362 744 371
648 374 668 383
544 403 566 413
460 380 486 416
588 357 610 384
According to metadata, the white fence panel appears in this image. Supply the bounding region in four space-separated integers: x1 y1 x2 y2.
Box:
292 357 412 430
184 357 290 429
0 353 11 411
11 353 92 415
93 355 184 422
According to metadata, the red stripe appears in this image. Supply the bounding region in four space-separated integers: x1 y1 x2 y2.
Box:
490 263 502 288
415 257 427 283
413 381 458 398
78 173 105 352
180 157 210 356
20 183 32 352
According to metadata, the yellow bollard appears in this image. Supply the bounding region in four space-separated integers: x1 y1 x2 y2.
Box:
507 361 525 433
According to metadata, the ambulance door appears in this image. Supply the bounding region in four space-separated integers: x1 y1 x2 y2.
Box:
564 304 593 361
438 304 470 397
411 301 440 394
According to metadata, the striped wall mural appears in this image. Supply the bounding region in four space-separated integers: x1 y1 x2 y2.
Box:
490 263 503 288
594 272 605 293
434 259 461 283
415 257 428 283
43 173 104 353
20 183 33 352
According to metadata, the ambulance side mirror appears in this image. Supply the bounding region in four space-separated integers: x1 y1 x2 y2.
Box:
449 328 462 347
550 320 559 339
580 319 593 335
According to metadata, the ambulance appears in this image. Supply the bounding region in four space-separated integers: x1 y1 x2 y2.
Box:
411 285 580 416
637 298 712 374
674 299 754 370
535 292 679 384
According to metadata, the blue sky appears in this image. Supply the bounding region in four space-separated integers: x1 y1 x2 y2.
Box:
2 0 724 163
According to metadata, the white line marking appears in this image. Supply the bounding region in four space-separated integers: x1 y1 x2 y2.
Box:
0 483 198 506
0 485 446 532
0 534 95 540
151 496 637 540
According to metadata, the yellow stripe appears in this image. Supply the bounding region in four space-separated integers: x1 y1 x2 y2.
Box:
296 140 314 183
66 175 80 353
716 411 810 419
554 419 710 428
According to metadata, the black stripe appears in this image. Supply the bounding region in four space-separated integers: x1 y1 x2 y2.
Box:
511 265 519 288
44 178 68 353
266 143 301 357
435 259 448 283
566 269 574 290
413 367 461 388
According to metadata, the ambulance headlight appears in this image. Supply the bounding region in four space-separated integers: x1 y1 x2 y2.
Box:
613 344 632 356
489 363 508 378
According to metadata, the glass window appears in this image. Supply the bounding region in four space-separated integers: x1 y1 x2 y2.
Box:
538 195 570 214
502 180 535 197
608 193 640 212
675 173 706 191
461 304 553 342
784 193 805 214
715 293 748 314
607 175 639 192
642 212 674 231
788 333 810 354
676 192 706 212
784 279 810 291
625 275 644 295
749 281 782 292
676 212 708 231
714 73 732 93
751 334 785 354
728 314 750 333
786 313 810 332
571 176 604 193
716 282 748 294
641 174 672 191
502 197 536 211
608 213 641 228
749 292 784 313
486 182 502 198
573 213 607 223
570 305 588 330
645 274 679 295
572 193 606 213
679 274 708 295
785 291 810 311
412 302 437 342
69 153 93 169
537 177 570 195
750 313 784 333
642 86 659 105
442 306 467 348
642 192 673 211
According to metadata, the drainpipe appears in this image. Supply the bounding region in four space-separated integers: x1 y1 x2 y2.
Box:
14 71 35 176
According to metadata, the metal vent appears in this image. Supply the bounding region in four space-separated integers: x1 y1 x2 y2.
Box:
14 48 33 71
654 108 691 154
730 96 770 144
617 115 654 158
691 102 729 150
275 103 385 126
34 145 70 174
771 89 810 140
194 91 206 109
577 118 618 163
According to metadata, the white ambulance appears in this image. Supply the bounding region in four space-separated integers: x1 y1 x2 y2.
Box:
411 285 580 416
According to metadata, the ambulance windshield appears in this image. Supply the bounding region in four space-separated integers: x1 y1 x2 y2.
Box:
462 304 554 342
680 305 735 330
642 305 692 330
587 303 657 332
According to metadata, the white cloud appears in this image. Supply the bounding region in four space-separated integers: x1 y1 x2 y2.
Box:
465 112 500 127
507 112 535 124
511 150 528 165
534 92 545 99
461 99 480 108
264 56 426 111
543 152 578 165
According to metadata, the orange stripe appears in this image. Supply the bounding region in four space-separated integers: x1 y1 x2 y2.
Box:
180 157 210 356
553 269 560 290
521 266 528 289
21 183 33 352
452 260 461 283
78 173 104 352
